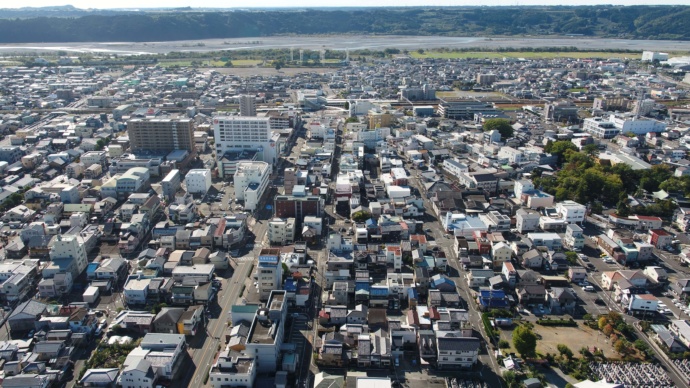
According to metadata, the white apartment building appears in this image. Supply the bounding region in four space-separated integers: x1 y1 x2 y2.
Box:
268 217 296 245
443 159 468 180
46 234 88 279
234 161 271 211
498 147 524 164
556 200 587 223
564 224 585 251
185 169 212 194
161 169 181 201
80 151 107 168
213 116 279 167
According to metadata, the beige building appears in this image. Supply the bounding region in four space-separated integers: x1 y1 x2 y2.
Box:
127 117 195 153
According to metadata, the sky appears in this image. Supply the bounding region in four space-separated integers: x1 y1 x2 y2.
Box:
6 1 690 9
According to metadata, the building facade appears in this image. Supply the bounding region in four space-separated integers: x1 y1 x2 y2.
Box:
127 118 195 153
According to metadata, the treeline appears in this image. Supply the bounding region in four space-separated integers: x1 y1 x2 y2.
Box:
534 141 681 218
0 6 689 43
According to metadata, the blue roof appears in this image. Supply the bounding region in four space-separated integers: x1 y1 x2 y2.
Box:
86 263 99 274
417 260 429 268
370 287 388 296
478 289 508 308
480 289 506 298
284 279 297 292
365 218 377 226
431 276 455 288
408 288 418 299
355 283 370 292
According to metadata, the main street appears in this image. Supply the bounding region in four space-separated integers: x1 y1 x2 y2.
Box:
177 260 253 388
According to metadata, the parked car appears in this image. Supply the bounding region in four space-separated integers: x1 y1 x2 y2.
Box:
584 286 595 292
595 298 605 305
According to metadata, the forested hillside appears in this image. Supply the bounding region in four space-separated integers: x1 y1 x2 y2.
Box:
0 6 688 43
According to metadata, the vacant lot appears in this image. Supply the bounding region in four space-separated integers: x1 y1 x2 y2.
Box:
500 324 618 360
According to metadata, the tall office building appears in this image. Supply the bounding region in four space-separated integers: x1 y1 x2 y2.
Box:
239 95 257 117
127 118 195 153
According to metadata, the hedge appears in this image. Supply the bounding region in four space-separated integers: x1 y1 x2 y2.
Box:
537 318 578 327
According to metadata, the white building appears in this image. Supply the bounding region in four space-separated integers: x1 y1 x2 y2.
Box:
608 114 666 135
234 161 271 211
527 233 563 251
564 224 585 251
124 278 150 305
257 249 282 300
184 169 212 195
642 51 669 62
161 169 181 201
209 355 256 388
443 159 468 180
46 234 88 279
583 117 620 139
213 116 279 169
556 200 587 224
268 218 296 245
435 333 480 370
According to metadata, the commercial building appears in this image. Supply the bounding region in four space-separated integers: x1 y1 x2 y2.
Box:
127 118 195 153
213 116 279 169
234 161 271 211
257 249 282 301
184 169 212 195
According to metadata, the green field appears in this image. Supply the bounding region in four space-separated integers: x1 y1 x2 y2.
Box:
410 51 643 60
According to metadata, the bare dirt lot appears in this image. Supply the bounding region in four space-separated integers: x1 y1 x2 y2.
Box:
499 324 618 360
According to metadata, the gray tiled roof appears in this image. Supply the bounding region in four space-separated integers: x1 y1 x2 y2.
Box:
436 333 480 352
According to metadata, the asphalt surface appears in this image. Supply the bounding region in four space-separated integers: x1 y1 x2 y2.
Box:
177 260 253 388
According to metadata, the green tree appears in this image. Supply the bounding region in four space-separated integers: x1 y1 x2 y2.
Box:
503 371 519 388
564 251 579 265
614 339 632 355
274 60 283 71
482 118 513 139
545 140 578 165
512 324 537 358
557 344 574 359
583 143 599 157
498 339 510 348
345 117 358 124
95 139 106 151
351 211 371 222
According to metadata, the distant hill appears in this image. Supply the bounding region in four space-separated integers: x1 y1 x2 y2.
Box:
0 6 688 43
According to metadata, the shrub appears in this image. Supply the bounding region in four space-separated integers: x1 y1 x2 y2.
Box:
498 340 510 349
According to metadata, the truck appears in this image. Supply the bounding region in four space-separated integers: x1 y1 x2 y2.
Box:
83 286 100 304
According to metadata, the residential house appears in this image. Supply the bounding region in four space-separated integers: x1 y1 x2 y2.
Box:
435 332 480 370
546 287 577 314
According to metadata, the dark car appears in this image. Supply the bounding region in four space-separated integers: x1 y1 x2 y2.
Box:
595 298 605 305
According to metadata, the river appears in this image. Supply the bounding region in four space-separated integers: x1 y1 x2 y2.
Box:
0 35 687 55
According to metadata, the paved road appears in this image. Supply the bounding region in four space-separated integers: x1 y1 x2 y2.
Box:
177 260 253 388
